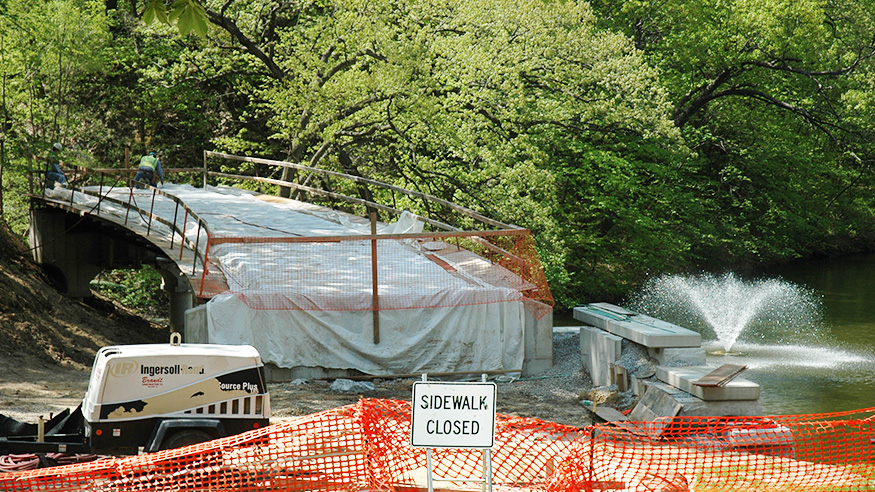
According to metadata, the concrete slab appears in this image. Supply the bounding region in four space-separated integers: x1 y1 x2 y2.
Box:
675 395 764 417
630 375 649 397
656 365 760 401
573 304 701 348
523 302 553 376
184 304 208 343
580 326 622 386
628 385 682 422
639 380 763 417
647 346 707 366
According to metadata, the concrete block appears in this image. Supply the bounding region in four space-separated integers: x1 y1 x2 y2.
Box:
574 304 701 348
628 385 682 421
648 346 707 366
580 325 622 386
523 301 553 376
630 376 649 397
637 380 763 417
184 304 209 343
656 365 760 401
675 396 763 417
648 379 686 397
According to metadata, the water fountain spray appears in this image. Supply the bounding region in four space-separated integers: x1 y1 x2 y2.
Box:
627 272 823 353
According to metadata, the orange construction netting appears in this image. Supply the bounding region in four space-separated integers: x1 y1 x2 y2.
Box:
2 399 874 491
197 229 554 319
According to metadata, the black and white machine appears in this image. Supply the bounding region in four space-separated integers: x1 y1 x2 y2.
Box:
0 335 271 457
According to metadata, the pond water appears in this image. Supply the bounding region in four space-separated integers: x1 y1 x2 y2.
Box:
557 254 875 416
756 254 875 415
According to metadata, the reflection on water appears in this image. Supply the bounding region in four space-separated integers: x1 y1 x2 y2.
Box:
703 338 875 415
757 254 875 415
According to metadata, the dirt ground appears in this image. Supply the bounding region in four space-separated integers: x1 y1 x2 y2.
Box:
0 221 600 430
264 328 596 427
0 331 597 429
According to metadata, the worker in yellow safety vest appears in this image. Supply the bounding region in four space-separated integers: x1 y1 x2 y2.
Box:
133 151 165 188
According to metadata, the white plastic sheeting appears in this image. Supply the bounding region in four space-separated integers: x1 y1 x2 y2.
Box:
54 184 528 374
206 293 524 374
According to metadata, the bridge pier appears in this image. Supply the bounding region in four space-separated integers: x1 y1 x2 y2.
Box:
156 258 194 333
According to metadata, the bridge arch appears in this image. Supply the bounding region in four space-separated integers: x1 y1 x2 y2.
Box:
28 205 193 331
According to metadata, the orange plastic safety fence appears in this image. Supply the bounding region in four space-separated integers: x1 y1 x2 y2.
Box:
0 405 368 492
190 256 230 298
3 401 874 492
578 408 875 491
204 229 554 318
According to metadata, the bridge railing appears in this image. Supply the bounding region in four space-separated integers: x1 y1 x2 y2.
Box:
202 151 519 232
34 152 553 312
199 153 549 307
37 170 217 297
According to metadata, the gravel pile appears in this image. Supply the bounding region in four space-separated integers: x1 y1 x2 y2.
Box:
500 328 590 396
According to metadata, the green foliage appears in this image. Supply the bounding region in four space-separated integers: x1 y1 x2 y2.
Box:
0 157 36 236
198 0 687 304
94 266 167 309
589 0 875 288
2 0 875 309
143 0 209 38
0 0 111 143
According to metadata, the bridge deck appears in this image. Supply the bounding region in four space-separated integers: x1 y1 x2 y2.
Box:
41 185 230 296
40 183 529 305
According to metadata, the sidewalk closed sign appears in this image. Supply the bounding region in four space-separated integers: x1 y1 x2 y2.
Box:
411 381 497 448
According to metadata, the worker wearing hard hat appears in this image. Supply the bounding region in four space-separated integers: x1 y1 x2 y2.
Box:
45 142 67 188
134 151 165 188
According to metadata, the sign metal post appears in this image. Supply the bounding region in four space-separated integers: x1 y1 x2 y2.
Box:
412 373 496 492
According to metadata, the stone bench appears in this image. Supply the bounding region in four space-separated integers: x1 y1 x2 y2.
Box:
574 303 701 348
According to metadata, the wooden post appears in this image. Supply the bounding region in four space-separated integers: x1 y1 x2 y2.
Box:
370 211 379 344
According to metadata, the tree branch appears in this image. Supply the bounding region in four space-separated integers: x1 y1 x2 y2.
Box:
206 8 286 80
673 69 738 127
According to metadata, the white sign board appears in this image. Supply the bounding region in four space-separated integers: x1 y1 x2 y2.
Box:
411 381 496 448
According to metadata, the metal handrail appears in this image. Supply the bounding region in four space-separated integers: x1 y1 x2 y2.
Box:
32 152 536 300
46 172 215 295
201 151 532 268
207 171 460 232
203 151 520 231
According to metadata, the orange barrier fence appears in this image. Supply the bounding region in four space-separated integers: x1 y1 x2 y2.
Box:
2 399 874 491
203 229 554 318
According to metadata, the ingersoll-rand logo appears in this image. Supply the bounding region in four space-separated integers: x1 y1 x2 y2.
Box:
109 360 139 377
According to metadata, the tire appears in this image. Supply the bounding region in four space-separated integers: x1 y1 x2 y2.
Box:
161 429 215 450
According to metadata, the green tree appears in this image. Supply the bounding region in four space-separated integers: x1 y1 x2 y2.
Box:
592 0 875 268
189 0 685 304
0 0 111 231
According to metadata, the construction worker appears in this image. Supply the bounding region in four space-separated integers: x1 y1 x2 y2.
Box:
134 151 164 188
45 142 67 188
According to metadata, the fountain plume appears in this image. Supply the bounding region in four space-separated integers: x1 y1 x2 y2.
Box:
627 272 824 352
